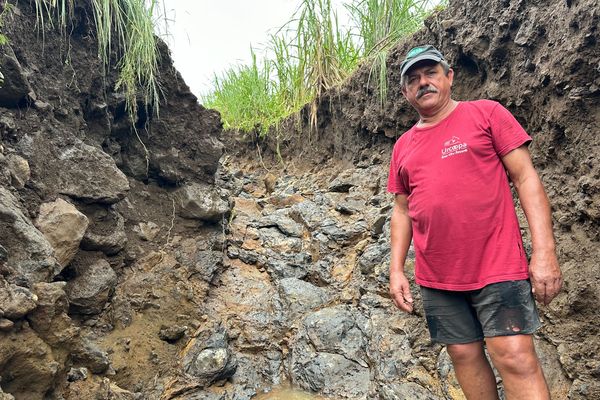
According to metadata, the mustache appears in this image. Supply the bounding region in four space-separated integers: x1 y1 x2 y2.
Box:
416 86 438 99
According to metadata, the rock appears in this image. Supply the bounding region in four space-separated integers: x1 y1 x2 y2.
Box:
256 212 304 237
358 242 389 275
21 132 130 204
277 278 329 320
29 281 79 346
290 200 327 230
159 325 187 342
0 324 58 399
66 259 117 315
182 326 237 385
81 208 127 255
192 250 223 283
379 382 438 399
264 172 277 194
0 187 59 284
290 306 370 397
176 182 232 222
35 198 89 268
0 318 14 331
0 279 38 319
134 221 160 241
71 340 111 374
320 218 368 245
0 45 32 107
6 153 30 189
67 367 89 382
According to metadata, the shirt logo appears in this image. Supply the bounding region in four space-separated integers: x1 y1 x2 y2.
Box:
441 136 468 159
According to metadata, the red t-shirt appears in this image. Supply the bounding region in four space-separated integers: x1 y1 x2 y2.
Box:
387 100 531 290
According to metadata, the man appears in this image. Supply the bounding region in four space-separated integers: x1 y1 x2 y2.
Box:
387 45 562 400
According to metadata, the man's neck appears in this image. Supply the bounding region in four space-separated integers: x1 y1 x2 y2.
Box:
417 99 458 128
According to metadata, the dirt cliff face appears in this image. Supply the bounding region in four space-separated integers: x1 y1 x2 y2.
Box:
0 0 598 399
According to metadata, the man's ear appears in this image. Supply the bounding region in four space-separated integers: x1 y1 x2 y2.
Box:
448 68 454 86
401 84 407 97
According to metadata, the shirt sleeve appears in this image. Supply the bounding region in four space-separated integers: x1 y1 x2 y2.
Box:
387 140 410 195
489 103 532 157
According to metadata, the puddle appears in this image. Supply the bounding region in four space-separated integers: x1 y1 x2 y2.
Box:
254 386 330 400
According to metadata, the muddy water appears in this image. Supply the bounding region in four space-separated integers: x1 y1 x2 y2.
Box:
254 386 331 400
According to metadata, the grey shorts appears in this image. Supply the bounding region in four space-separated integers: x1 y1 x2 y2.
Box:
420 280 541 344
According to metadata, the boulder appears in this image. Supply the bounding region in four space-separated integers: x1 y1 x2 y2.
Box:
0 187 59 284
0 279 38 319
81 208 127 255
176 183 231 222
0 45 32 107
182 326 237 385
35 198 89 267
66 259 117 315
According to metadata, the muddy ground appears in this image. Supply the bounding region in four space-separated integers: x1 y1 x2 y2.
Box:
0 0 598 399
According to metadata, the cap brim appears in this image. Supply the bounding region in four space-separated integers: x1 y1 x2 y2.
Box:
401 54 443 77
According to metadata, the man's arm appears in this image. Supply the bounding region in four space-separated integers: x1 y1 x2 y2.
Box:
389 194 414 313
502 145 563 305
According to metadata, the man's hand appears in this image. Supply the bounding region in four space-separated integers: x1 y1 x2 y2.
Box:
389 270 414 313
529 250 562 306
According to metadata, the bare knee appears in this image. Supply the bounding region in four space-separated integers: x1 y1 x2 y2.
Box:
447 341 486 365
486 336 541 376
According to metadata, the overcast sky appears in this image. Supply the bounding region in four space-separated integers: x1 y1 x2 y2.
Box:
156 0 350 98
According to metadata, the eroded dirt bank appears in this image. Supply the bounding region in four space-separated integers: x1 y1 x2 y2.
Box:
0 0 598 399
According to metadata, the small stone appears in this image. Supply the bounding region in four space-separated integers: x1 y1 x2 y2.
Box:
134 221 160 241
7 154 30 189
159 325 187 343
67 367 88 382
0 318 14 331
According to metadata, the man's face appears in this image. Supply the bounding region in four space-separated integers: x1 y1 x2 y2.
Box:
401 61 454 115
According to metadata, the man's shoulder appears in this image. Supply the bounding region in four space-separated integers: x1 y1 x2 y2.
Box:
462 99 501 111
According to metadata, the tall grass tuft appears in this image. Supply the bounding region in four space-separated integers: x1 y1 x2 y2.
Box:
205 0 439 136
32 0 162 124
347 0 432 106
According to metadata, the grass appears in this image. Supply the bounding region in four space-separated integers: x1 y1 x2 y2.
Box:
32 0 162 124
203 0 441 136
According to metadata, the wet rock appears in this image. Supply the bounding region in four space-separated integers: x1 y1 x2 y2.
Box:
182 326 237 385
176 182 232 222
35 198 89 267
0 187 59 284
0 45 32 107
6 153 30 189
0 278 38 319
66 259 117 315
81 208 127 255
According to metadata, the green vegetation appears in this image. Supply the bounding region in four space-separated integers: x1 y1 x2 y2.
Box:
32 0 161 122
203 0 440 136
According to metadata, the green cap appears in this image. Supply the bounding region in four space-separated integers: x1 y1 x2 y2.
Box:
400 45 446 78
